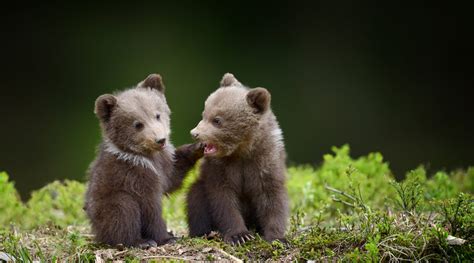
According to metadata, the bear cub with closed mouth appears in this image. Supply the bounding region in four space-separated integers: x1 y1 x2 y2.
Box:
85 74 203 248
187 73 289 245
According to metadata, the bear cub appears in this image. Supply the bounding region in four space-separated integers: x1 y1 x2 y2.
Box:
85 74 203 248
187 73 289 245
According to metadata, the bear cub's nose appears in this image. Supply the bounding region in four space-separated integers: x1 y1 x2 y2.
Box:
191 131 199 139
155 138 166 145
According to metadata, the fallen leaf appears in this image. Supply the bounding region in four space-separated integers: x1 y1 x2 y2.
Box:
447 235 466 245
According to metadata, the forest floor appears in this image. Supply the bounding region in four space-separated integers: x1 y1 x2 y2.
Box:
1 145 472 261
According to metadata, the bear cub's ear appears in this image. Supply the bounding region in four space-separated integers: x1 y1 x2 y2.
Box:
220 73 241 87
95 94 117 122
138 73 165 93
246 87 271 114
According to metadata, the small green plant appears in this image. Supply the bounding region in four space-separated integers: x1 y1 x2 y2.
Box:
438 193 473 238
364 234 380 262
390 167 425 213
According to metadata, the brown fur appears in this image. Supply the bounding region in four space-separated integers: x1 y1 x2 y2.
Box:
85 74 203 247
187 73 289 244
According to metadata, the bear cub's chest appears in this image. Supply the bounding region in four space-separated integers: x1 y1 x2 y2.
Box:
221 160 267 193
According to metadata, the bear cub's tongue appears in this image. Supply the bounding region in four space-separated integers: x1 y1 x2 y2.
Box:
204 143 217 155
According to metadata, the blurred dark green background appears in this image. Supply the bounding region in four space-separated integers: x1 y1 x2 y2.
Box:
1 2 473 198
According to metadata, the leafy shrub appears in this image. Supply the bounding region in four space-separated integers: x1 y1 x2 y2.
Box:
288 145 396 225
23 180 87 228
0 172 25 227
446 167 473 195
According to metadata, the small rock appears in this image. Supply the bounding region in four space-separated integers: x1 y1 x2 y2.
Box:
206 231 219 239
103 249 114 260
202 247 213 253
95 254 105 263
0 252 16 262
116 244 125 251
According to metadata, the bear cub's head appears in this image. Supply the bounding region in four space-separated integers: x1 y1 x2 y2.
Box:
95 74 171 156
191 73 271 157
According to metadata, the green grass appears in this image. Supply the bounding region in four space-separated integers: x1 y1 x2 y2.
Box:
1 145 473 261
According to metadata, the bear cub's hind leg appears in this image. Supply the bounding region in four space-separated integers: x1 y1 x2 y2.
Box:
91 193 146 247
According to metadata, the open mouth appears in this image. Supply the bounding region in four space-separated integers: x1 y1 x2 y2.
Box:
204 143 218 155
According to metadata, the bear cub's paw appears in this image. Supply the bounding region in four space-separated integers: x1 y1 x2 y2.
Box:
139 232 177 249
224 231 255 246
179 142 205 162
156 232 178 246
138 239 158 249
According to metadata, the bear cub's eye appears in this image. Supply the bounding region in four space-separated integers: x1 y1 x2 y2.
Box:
156 114 160 120
212 117 222 127
134 121 144 130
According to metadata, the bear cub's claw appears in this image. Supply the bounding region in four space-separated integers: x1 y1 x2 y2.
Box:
225 231 255 246
138 239 158 249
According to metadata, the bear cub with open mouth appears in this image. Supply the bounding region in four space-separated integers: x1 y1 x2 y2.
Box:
187 73 289 245
85 74 203 248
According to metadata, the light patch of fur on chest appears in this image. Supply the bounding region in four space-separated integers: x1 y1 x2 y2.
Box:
271 127 284 149
104 142 158 175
